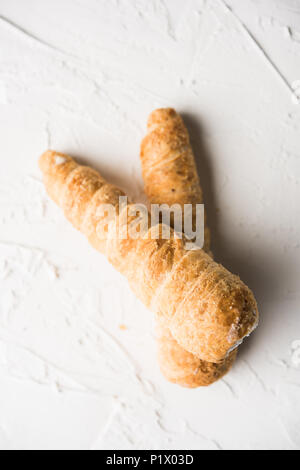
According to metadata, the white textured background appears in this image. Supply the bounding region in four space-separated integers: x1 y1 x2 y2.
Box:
0 0 299 450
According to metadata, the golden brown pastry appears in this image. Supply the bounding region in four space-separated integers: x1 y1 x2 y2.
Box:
141 108 211 253
39 150 259 363
141 108 238 387
157 316 237 387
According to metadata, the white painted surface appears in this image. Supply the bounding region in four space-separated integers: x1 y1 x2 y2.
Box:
0 0 299 450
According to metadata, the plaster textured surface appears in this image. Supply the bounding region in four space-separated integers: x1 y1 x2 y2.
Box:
0 0 299 450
